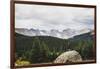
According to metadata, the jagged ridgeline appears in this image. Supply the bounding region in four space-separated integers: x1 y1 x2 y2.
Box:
15 32 94 64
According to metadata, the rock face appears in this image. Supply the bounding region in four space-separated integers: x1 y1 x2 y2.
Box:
54 50 82 63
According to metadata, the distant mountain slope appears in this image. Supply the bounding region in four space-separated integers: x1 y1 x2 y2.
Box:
15 28 91 39
70 31 94 41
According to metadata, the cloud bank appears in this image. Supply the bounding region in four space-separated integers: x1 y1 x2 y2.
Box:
15 4 94 31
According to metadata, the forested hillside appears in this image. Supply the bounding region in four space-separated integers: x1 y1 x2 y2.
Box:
15 32 94 65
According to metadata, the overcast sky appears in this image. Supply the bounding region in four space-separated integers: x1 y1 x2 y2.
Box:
15 4 94 31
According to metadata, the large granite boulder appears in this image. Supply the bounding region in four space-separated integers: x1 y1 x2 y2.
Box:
54 50 82 63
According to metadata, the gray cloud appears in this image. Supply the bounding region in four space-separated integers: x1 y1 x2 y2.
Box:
15 4 94 31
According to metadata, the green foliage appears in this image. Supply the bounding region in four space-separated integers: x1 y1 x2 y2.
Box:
15 32 94 65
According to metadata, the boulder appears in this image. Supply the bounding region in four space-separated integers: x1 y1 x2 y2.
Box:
54 50 82 63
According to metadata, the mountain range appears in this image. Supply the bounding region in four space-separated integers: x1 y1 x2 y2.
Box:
15 30 94 61
15 28 93 39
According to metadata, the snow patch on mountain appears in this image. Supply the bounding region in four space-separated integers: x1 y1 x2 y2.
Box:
15 28 92 39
